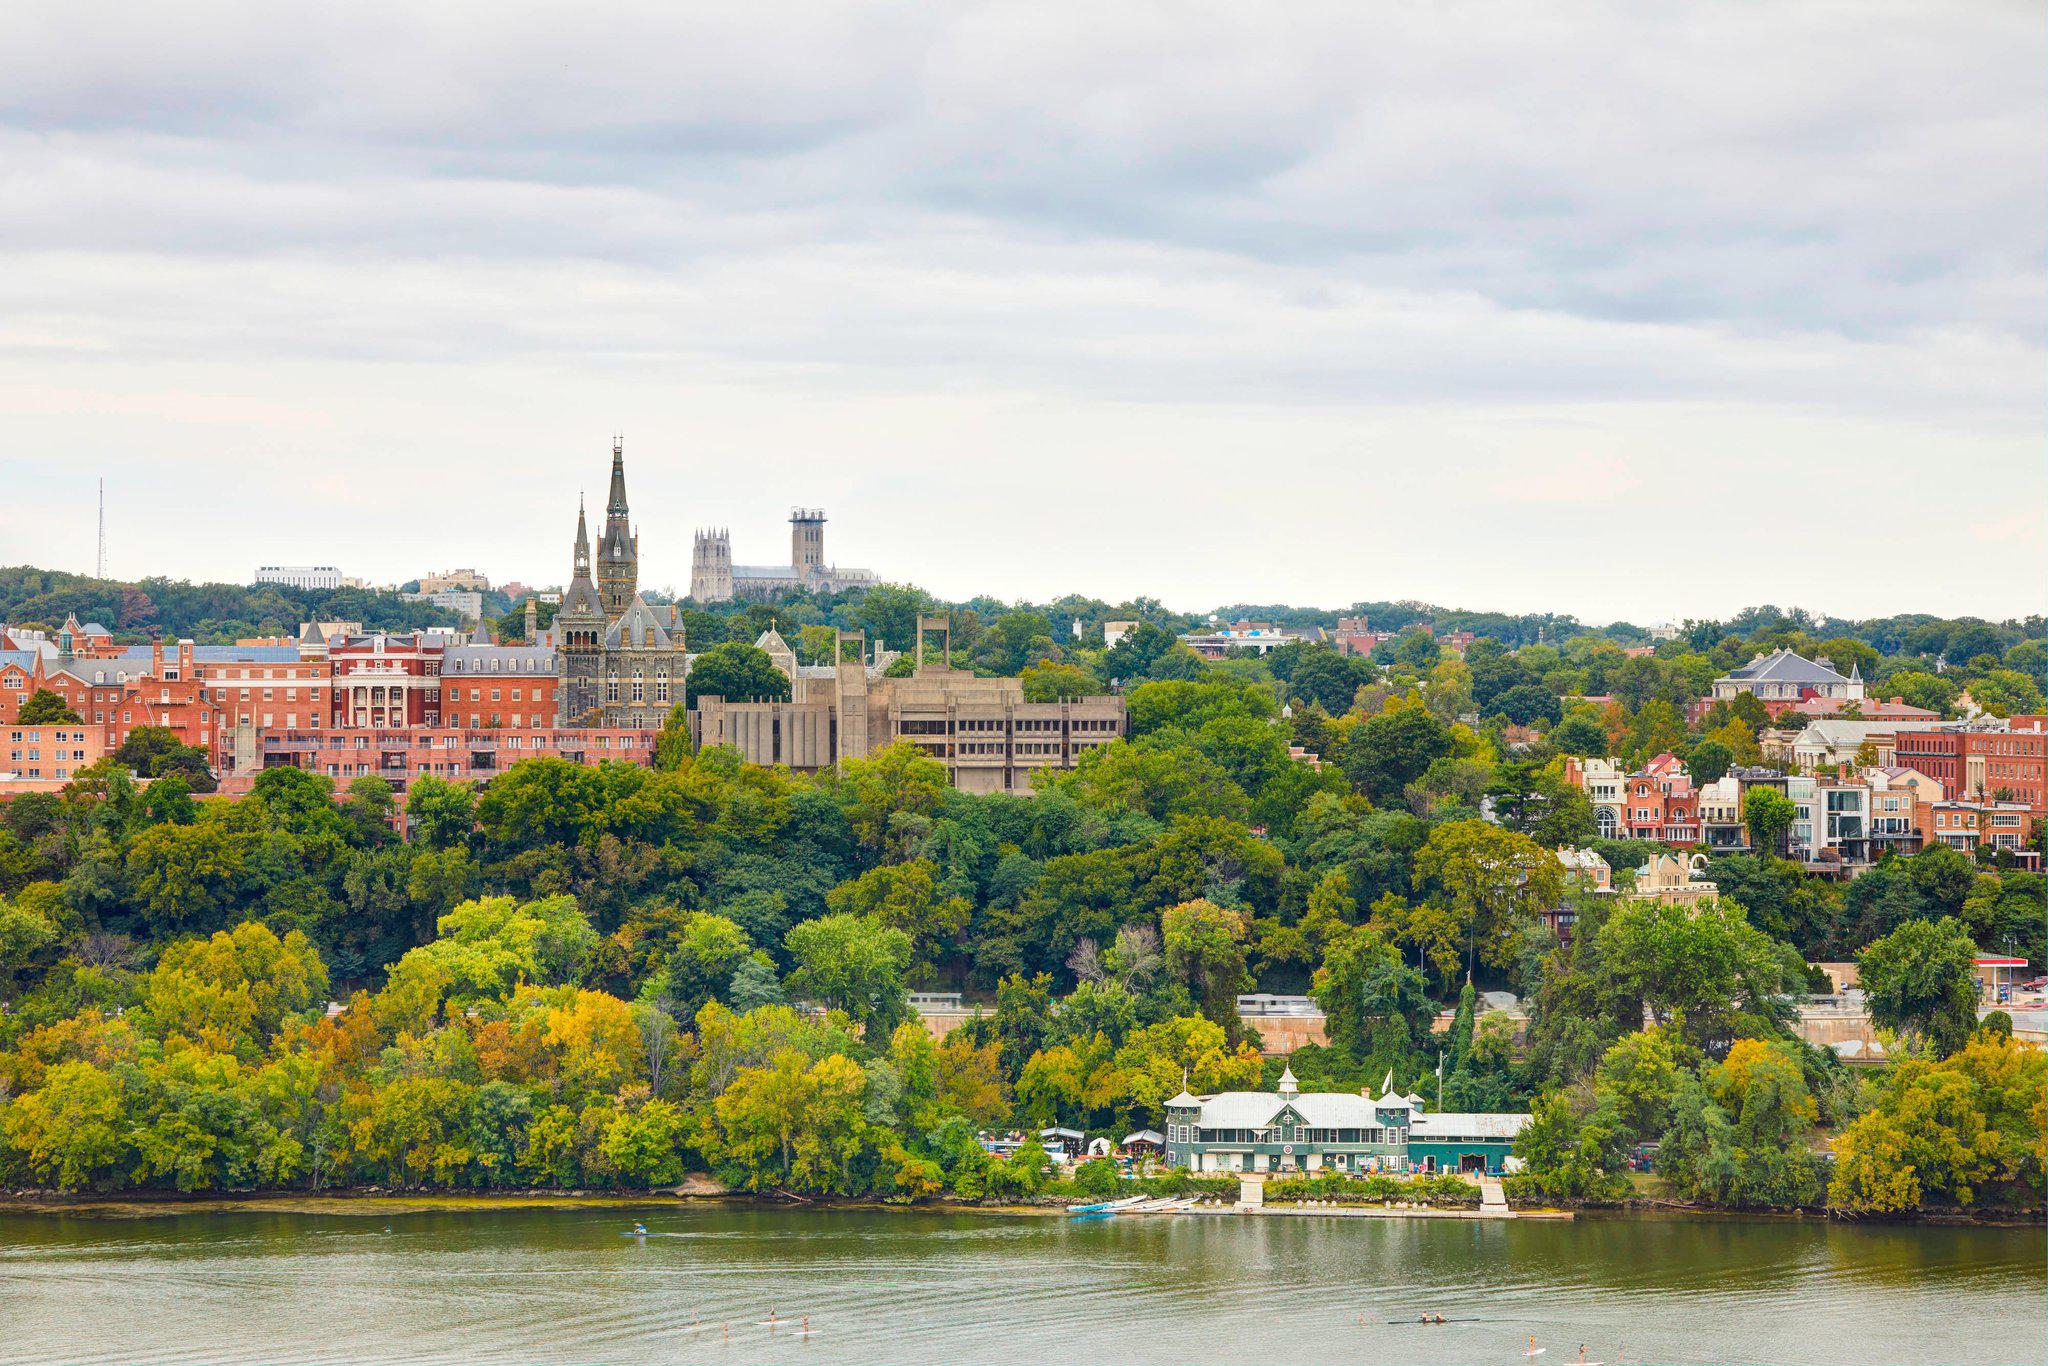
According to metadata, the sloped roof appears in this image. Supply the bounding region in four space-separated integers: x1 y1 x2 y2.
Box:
1412 1113 1529 1142
443 644 558 673
1724 649 1849 686
1793 697 1936 719
1185 1090 1389 1128
603 595 673 650
559 571 604 619
1795 718 1946 745
112 645 301 664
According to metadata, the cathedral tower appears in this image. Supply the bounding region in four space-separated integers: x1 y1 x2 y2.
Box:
790 508 826 586
596 436 639 623
691 528 734 602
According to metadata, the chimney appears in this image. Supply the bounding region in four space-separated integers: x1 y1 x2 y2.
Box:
150 635 165 675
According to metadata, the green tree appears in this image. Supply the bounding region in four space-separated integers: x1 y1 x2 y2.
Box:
1592 1025 1692 1145
404 775 477 851
1412 820 1564 978
1160 899 1253 1038
855 585 936 657
703 1048 870 1194
145 921 330 1053
1510 1085 1627 1200
1597 898 1804 1053
652 702 695 771
825 860 971 981
600 1100 688 1189
1687 738 1734 786
685 642 792 705
829 742 951 857
1342 703 1453 806
124 820 246 934
651 911 755 1017
1742 786 1796 855
16 689 82 725
784 913 912 1042
1311 925 1432 1080
113 726 217 792
0 1060 127 1190
1020 661 1100 702
1859 916 1980 1056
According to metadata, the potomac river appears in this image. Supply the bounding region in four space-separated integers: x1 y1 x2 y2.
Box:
0 1202 2040 1366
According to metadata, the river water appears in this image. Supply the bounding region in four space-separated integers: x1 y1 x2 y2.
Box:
1 1203 2040 1365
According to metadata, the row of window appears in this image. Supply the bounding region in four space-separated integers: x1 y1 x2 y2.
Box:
319 730 631 749
603 676 671 704
1170 1124 1397 1146
444 687 551 703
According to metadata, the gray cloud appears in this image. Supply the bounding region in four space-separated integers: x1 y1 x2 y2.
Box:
0 2 2041 619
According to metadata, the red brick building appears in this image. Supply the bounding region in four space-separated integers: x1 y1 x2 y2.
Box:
252 725 655 795
1893 719 2046 814
3 722 108 784
438 641 561 729
43 639 228 764
0 654 35 724
1624 764 1701 844
1927 800 2039 865
327 632 449 729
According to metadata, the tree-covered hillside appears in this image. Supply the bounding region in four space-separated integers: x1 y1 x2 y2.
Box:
0 566 459 643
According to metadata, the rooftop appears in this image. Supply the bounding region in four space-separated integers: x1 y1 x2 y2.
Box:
1723 649 1851 686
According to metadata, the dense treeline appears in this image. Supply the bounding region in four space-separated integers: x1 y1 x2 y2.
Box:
0 566 458 644
499 582 2046 720
2 619 2043 1208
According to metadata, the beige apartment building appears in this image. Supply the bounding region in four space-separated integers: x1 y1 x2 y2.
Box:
690 622 1125 794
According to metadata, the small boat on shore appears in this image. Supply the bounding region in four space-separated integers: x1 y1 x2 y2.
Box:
1067 1196 1148 1219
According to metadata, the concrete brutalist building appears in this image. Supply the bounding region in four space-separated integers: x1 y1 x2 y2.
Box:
691 619 1125 795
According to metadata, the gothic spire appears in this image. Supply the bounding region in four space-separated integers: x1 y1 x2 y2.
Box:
606 434 629 517
574 495 590 573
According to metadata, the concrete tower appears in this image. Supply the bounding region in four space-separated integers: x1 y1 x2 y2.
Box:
596 437 639 624
790 507 826 586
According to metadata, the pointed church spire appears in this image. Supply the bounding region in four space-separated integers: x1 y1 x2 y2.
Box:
574 495 590 574
606 434 629 516
596 438 638 623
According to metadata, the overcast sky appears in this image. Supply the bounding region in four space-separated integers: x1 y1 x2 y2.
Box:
2 3 2042 625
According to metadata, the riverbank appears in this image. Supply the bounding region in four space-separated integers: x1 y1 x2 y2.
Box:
0 1187 1081 1220
3 1184 2035 1226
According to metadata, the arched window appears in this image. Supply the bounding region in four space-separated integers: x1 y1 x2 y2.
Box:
1595 806 1619 837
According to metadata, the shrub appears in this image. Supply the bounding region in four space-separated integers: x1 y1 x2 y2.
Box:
1072 1157 1121 1198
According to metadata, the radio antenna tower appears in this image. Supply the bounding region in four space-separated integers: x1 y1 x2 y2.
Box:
96 477 107 579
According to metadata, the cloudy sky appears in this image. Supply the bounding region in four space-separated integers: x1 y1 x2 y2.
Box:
2 3 2041 624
